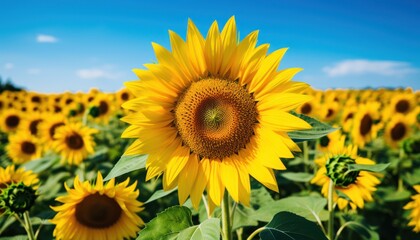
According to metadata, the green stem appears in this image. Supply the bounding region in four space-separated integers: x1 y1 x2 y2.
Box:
23 211 36 240
334 221 360 240
303 141 309 172
222 193 232 240
327 179 335 240
246 227 265 240
202 195 211 219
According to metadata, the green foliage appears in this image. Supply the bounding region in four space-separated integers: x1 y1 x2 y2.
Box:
145 188 178 204
104 154 147 181
288 112 338 142
347 163 390 173
0 76 23 93
280 172 314 182
259 211 328 240
176 218 220 240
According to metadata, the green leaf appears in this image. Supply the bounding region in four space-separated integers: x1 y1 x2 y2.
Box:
260 211 328 240
145 188 178 204
280 172 314 182
137 206 193 240
347 163 390 173
232 205 259 230
177 218 220 240
339 221 380 240
104 154 147 181
288 112 337 142
0 235 29 240
403 168 420 185
254 195 328 222
22 154 58 173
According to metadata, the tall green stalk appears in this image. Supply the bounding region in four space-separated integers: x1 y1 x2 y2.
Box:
327 179 335 240
221 193 232 240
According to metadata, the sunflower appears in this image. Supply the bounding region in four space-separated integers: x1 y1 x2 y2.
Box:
19 112 44 136
296 99 319 118
351 102 381 147
311 143 381 210
52 122 97 165
389 92 416 115
317 127 345 153
404 185 420 232
116 88 133 107
39 113 67 149
50 172 144 240
89 93 115 124
384 114 412 148
0 109 23 133
319 99 339 123
121 17 311 208
0 165 39 190
6 131 42 164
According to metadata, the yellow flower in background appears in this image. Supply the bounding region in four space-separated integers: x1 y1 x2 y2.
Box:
52 122 97 165
319 99 339 123
18 112 44 136
0 109 23 133
340 102 358 133
6 131 43 164
0 165 39 190
404 185 420 232
390 92 416 115
39 113 67 149
351 102 381 147
384 114 412 148
317 127 345 153
311 143 381 210
122 17 311 208
89 93 115 124
50 172 144 240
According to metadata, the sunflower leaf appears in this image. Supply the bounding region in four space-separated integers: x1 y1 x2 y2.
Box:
145 188 178 204
176 218 220 240
104 154 147 181
22 154 59 173
288 112 337 142
260 211 328 240
347 163 390 173
338 221 380 240
137 206 194 240
280 172 314 182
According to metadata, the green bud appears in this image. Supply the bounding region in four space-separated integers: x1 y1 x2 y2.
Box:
0 182 37 214
326 155 359 187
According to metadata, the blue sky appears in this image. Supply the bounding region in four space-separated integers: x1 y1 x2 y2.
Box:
1 0 419 93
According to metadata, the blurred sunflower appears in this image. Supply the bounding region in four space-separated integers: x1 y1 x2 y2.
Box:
384 114 412 148
19 112 44 136
404 185 420 232
317 127 345 153
50 172 144 240
340 103 358 133
351 102 381 147
6 131 42 164
52 122 97 165
0 165 39 190
296 100 318 118
122 17 311 208
319 99 339 123
39 113 67 149
311 143 381 210
0 109 23 133
390 92 416 115
116 88 133 107
89 93 115 124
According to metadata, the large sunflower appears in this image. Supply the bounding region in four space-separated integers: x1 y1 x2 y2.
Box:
121 17 311 208
404 185 420 232
6 131 42 164
50 172 144 240
311 143 381 210
52 122 97 165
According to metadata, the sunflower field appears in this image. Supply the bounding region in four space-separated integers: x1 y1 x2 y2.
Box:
0 17 420 240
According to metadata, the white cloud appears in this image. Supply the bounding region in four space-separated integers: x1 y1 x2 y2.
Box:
36 34 58 43
4 63 14 70
76 68 115 79
27 68 41 75
323 59 417 77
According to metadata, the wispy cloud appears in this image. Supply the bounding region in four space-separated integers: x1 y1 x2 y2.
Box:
36 34 58 43
76 68 116 79
4 63 14 70
27 68 41 75
323 59 417 77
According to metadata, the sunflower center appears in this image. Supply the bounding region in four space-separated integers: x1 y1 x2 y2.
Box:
320 136 330 147
344 113 354 122
29 120 42 135
21 141 36 155
6 115 20 128
301 103 312 115
99 101 109 115
65 133 84 150
31 96 41 103
359 114 372 136
49 122 65 139
391 122 406 141
175 78 257 159
75 193 122 228
395 100 409 113
326 155 359 188
326 108 334 118
121 92 129 101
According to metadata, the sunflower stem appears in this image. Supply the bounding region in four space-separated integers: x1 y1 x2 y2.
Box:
246 227 265 240
23 211 36 240
327 179 335 240
303 141 309 172
221 193 232 240
202 195 211 219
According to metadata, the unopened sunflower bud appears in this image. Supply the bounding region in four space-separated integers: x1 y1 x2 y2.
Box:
0 182 37 214
326 155 359 188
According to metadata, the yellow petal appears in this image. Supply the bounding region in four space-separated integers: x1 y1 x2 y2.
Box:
177 154 199 205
